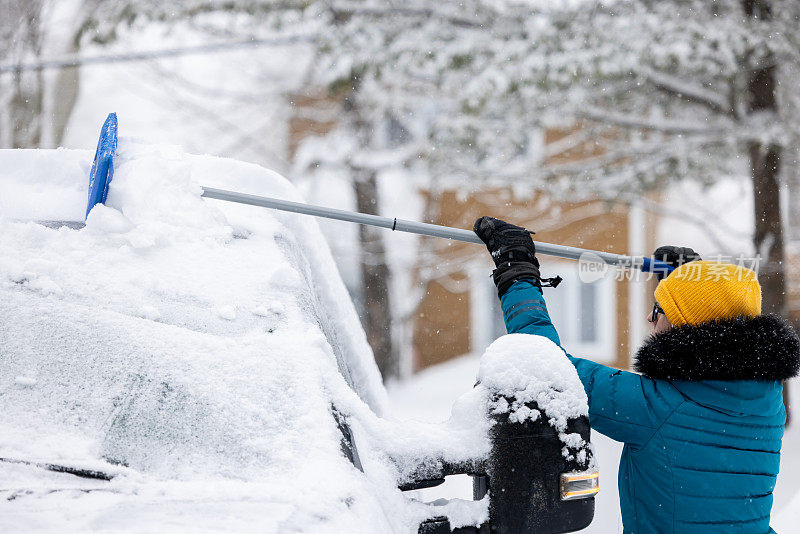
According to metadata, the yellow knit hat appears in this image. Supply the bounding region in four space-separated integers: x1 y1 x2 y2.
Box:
654 260 761 327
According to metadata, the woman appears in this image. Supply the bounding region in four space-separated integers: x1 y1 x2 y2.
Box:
474 216 800 533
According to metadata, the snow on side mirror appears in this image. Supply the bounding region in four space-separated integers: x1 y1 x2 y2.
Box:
396 333 596 533
478 333 596 533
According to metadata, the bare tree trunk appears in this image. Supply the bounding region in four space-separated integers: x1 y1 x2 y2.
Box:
353 168 398 381
749 141 785 318
3 1 44 149
743 0 791 424
9 70 44 148
50 43 81 146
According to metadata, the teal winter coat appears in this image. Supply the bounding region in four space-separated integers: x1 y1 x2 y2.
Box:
500 280 800 534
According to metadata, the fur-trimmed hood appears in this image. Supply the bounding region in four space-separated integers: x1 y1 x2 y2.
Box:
634 314 800 382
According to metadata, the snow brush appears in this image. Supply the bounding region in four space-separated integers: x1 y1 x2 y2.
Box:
81 114 670 275
200 187 674 276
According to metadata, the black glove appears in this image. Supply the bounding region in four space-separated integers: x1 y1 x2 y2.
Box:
474 216 537 266
474 216 541 296
652 246 701 280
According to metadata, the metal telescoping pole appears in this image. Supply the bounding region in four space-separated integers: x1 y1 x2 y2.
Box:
200 187 672 273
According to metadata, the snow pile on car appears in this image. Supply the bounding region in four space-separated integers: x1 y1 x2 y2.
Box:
477 334 592 465
478 334 589 430
0 142 406 532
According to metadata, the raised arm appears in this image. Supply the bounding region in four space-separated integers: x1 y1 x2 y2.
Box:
474 217 683 447
501 279 560 344
500 279 682 447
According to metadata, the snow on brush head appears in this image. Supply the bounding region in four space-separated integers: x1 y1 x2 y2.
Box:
477 334 588 431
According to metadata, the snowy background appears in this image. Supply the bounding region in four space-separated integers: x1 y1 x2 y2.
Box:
4 1 800 532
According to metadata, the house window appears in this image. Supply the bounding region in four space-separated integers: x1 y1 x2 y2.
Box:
542 260 615 362
579 281 598 343
469 264 507 355
470 260 616 363
490 285 507 341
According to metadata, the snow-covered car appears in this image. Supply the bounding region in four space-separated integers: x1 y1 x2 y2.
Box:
0 135 596 533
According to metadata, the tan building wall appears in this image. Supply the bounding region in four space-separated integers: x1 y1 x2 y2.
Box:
287 91 341 159
785 246 800 327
